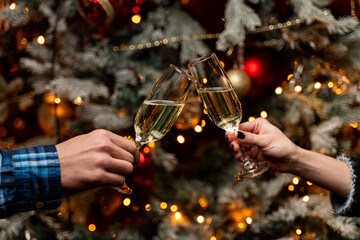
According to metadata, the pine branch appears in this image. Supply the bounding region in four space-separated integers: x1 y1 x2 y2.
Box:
152 143 179 172
217 0 261 51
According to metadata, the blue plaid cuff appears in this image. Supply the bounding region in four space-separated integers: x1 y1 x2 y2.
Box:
0 145 62 218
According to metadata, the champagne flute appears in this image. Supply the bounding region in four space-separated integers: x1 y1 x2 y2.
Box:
114 64 193 194
188 53 269 181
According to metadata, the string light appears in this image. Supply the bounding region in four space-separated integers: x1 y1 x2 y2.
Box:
9 3 16 10
288 185 295 191
328 81 334 88
143 146 150 153
201 119 206 127
131 14 142 24
307 181 313 185
194 125 202 133
177 135 185 144
113 12 329 52
198 197 208 208
37 35 45 45
293 177 299 185
248 117 255 122
275 87 283 95
160 202 167 209
287 74 294 81
245 217 252 224
174 212 182 220
314 82 321 89
54 97 61 104
197 215 205 223
302 195 310 203
123 198 131 206
260 111 267 118
145 204 151 211
88 224 96 232
148 142 155 148
74 96 82 105
294 85 302 92
210 237 217 240
237 222 246 230
296 228 302 235
170 205 178 212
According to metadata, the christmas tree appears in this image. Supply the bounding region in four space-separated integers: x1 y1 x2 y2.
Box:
0 0 360 239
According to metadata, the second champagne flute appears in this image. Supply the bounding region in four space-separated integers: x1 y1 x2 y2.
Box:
188 53 269 181
114 64 193 194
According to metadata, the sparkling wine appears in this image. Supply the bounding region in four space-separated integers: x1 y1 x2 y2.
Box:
134 99 185 145
198 87 242 132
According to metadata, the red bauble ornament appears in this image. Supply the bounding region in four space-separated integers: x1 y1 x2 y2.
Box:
76 0 123 26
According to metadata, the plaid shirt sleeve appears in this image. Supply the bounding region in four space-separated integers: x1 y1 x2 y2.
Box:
0 145 62 218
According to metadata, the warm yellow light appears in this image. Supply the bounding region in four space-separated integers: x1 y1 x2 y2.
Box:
335 88 342 95
237 222 246 229
202 78 208 84
54 97 61 104
170 205 178 212
296 228 302 235
198 197 208 208
194 125 202 133
74 96 82 105
37 35 45 45
201 119 206 127
123 198 131 206
260 111 268 118
143 146 150 154
88 224 96 232
220 60 225 68
302 195 310 203
203 109 208 114
245 217 252 224
145 204 151 211
131 14 142 24
293 177 299 185
197 215 205 223
314 82 321 89
148 142 155 148
9 3 16 10
210 237 217 240
174 212 182 220
328 81 334 88
288 185 295 191
287 74 294 81
21 38 27 45
177 135 185 144
307 181 313 186
275 87 283 95
294 85 302 92
24 7 29 13
350 123 358 128
160 202 167 209
248 117 255 122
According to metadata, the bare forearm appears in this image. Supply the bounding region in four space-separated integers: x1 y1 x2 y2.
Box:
289 147 351 197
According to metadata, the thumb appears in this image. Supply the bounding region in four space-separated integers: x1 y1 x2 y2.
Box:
236 131 266 148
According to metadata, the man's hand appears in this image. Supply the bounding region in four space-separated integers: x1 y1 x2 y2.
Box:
56 129 140 192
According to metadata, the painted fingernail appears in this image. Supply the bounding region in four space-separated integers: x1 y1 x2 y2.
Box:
237 131 245 139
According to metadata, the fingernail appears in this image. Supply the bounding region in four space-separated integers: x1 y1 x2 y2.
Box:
230 144 235 150
225 135 230 142
237 131 245 139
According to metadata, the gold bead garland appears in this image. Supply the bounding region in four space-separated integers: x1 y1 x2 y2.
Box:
112 11 333 52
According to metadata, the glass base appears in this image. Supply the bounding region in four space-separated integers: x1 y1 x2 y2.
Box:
112 183 133 194
234 161 270 181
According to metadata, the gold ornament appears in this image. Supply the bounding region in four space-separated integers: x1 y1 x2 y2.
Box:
226 68 251 98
